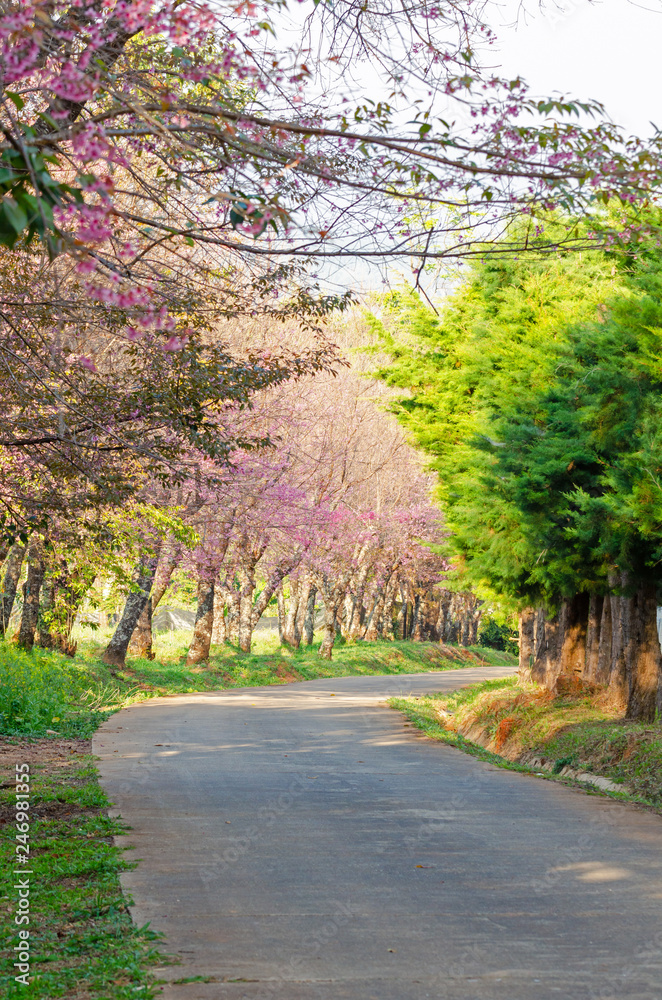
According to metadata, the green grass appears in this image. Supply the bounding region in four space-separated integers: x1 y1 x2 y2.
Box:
0 629 515 741
0 753 165 999
391 677 662 809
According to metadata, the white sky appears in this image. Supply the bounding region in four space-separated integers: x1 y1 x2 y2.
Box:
492 0 662 137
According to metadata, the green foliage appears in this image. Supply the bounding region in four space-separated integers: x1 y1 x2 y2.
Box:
478 615 519 654
367 213 662 607
0 643 96 734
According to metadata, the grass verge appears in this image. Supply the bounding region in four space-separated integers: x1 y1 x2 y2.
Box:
390 677 662 810
0 739 165 999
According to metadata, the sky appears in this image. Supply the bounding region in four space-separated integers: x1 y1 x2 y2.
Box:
272 0 662 292
492 0 662 137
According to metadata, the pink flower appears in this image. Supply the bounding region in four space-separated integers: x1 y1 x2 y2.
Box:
163 335 188 351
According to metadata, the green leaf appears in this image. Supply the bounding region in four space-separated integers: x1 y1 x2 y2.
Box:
5 91 25 111
0 195 28 234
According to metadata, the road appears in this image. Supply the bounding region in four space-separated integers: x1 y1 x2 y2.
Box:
93 667 662 1000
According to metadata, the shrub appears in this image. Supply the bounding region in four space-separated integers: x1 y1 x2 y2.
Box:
0 642 89 732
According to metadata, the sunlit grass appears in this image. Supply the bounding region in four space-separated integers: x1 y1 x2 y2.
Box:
391 677 662 807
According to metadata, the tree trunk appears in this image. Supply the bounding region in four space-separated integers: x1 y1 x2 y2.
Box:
409 594 422 641
347 562 371 640
608 580 629 709
362 590 382 641
128 540 182 659
318 598 337 659
128 597 154 659
226 585 240 644
380 578 397 641
595 593 613 687
282 579 302 648
315 572 351 660
212 588 228 644
251 553 304 629
584 594 603 685
530 606 562 688
436 590 452 644
102 553 160 669
625 583 660 722
0 541 26 635
17 539 46 651
277 583 286 644
518 607 536 682
186 579 215 666
303 585 317 645
553 593 590 693
238 565 256 654
37 577 55 649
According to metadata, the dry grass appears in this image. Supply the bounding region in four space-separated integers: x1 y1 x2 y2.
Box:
392 677 662 807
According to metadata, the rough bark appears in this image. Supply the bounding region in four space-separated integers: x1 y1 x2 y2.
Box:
277 584 286 644
186 579 215 666
128 597 154 659
595 593 613 688
316 571 351 660
346 561 371 640
37 577 55 649
282 578 302 648
380 577 397 641
608 583 629 710
518 607 536 682
530 607 562 688
318 598 338 659
407 594 420 641
17 539 46 651
0 541 27 635
238 565 256 654
102 553 160 669
584 594 603 685
554 593 590 694
625 584 660 722
212 587 228 644
303 586 317 645
128 540 182 659
436 590 453 643
362 591 383 641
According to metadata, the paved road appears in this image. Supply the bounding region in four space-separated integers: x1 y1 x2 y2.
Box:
94 668 662 1000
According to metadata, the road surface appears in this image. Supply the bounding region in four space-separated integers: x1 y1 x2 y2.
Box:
93 667 662 999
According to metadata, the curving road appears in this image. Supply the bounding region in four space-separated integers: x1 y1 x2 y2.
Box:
94 668 662 1000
